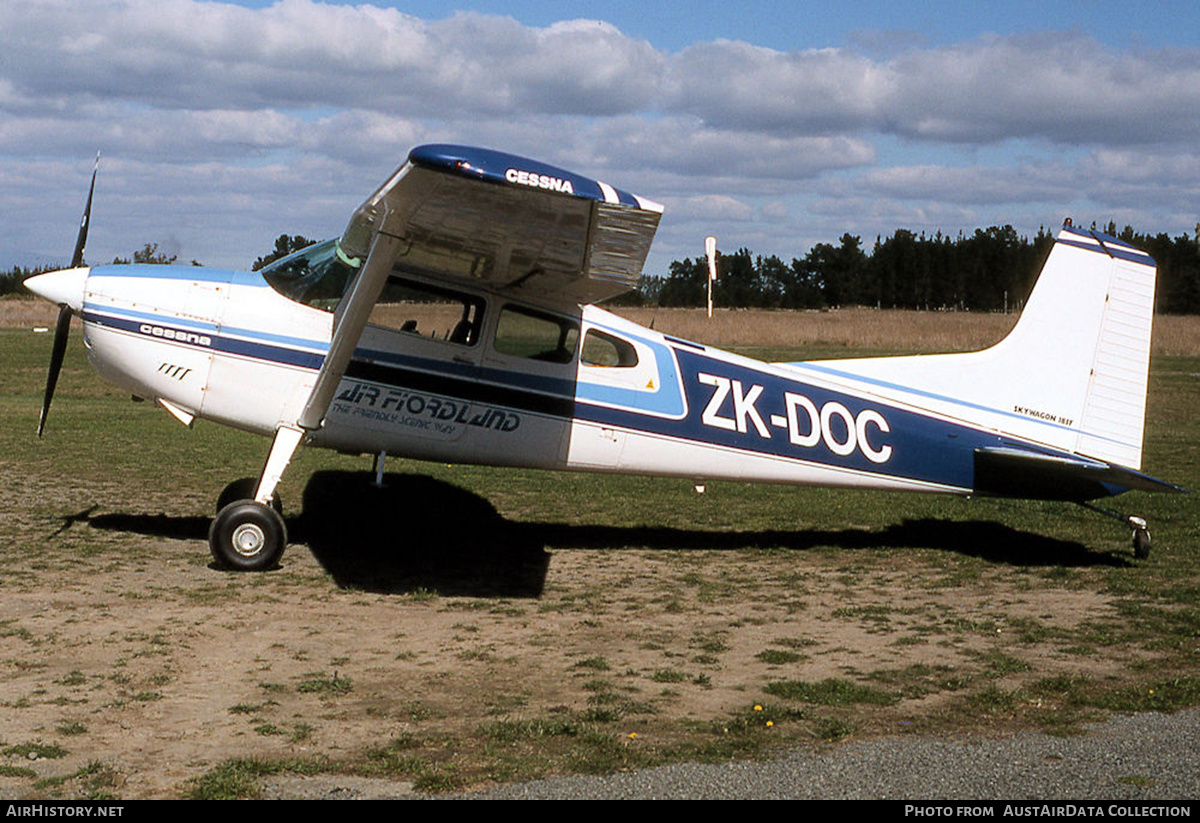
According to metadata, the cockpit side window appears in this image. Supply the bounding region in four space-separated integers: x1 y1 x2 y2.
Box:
369 276 484 346
261 238 359 312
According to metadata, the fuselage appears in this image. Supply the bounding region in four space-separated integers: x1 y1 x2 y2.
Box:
53 255 1098 498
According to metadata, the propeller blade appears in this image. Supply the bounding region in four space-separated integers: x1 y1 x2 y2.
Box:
70 153 100 269
37 304 73 438
38 153 100 437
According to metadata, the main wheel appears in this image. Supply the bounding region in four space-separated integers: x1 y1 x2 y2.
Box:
209 500 287 571
1133 528 1151 560
216 478 282 514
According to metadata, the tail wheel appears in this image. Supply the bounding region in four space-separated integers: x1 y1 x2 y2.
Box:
209 500 287 572
1133 528 1151 560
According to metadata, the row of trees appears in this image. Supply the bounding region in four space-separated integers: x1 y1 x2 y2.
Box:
623 224 1200 315
0 243 191 295
6 225 1200 313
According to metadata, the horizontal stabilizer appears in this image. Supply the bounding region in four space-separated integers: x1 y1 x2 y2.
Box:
974 447 1184 501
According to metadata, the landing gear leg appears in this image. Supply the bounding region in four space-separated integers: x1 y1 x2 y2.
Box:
209 426 305 571
216 478 282 514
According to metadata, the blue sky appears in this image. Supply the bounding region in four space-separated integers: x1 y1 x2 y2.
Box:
3 0 1199 275
235 0 1200 51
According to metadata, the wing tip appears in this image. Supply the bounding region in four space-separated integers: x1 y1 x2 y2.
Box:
409 143 662 214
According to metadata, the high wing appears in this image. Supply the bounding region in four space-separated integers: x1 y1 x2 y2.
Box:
339 144 663 305
293 144 663 435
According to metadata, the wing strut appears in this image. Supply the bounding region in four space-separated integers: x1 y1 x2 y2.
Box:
251 218 404 506
298 228 402 431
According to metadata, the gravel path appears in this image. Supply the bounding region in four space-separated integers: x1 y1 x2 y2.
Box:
451 710 1200 800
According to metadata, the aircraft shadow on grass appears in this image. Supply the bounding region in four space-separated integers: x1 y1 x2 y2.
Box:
83 470 1128 596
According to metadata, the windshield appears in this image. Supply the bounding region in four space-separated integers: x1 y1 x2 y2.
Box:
261 238 360 311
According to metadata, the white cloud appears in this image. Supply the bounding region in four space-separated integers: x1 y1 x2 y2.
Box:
0 1 661 117
666 32 1200 147
840 163 1075 206
669 194 755 223
3 1 1199 269
666 40 891 135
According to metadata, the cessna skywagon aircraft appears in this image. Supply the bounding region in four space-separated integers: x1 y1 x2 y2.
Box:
25 145 1180 571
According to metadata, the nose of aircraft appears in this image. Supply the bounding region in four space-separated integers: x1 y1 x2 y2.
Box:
24 267 89 312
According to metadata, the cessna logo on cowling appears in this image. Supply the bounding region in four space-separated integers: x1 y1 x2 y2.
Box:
506 167 575 194
697 373 893 464
138 323 213 348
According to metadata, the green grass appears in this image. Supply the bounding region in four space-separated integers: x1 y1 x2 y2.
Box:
3 742 68 759
296 672 353 695
764 678 900 706
185 757 332 800
0 764 38 779
756 649 805 664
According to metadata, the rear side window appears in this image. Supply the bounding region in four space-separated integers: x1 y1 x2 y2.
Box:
494 306 579 363
581 329 639 367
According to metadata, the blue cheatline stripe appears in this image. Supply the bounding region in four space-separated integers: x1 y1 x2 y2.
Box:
81 308 327 369
781 360 1137 453
217 335 325 369
85 302 219 333
82 303 329 353
219 324 329 353
345 359 574 419
89 264 243 284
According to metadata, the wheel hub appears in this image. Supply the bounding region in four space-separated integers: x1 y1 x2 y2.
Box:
231 522 266 557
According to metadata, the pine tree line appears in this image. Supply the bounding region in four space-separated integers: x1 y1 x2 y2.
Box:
625 223 1200 314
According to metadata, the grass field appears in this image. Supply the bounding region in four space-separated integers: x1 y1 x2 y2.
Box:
1 303 1198 799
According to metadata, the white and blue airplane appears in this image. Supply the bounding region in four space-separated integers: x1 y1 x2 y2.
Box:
25 145 1180 571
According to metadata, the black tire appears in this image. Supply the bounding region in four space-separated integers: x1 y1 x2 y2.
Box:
1133 528 1151 560
216 478 282 515
209 500 287 572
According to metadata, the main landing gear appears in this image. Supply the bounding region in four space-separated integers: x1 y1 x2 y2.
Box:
210 499 287 572
208 426 304 572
